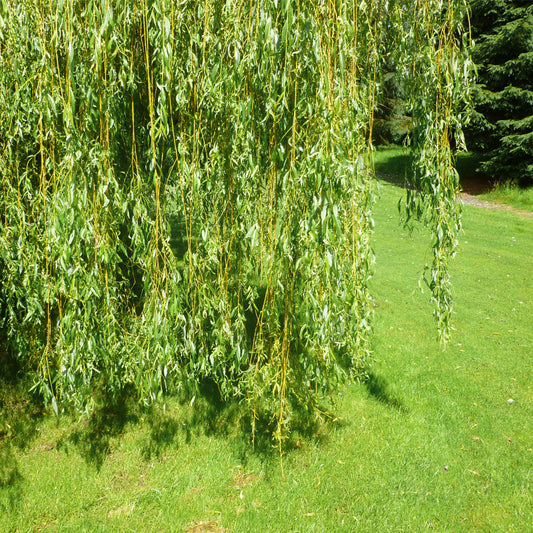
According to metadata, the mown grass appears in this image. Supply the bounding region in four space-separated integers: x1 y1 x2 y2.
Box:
1 149 532 532
373 145 409 182
479 184 533 212
455 151 533 211
375 146 533 212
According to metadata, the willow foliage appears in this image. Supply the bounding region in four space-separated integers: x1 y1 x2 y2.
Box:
400 0 472 341
0 0 470 441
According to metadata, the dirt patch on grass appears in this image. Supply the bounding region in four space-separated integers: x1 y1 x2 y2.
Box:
232 473 258 488
185 521 226 533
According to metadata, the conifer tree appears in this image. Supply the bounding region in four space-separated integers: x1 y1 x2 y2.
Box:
466 0 533 187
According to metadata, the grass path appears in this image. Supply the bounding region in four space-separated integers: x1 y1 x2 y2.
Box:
1 172 532 532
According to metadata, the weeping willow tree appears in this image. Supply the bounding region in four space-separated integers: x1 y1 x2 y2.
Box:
0 0 470 443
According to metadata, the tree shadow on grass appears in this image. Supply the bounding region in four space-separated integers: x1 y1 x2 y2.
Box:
219 390 344 467
56 377 238 467
141 378 243 461
373 150 410 187
363 372 405 411
58 384 138 471
0 454 23 516
139 378 341 468
54 372 345 470
0 348 45 513
141 407 182 461
0 439 23 519
0 350 45 445
234 405 343 468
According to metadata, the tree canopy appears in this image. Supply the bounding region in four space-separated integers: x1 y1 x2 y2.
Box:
466 0 533 187
0 0 470 444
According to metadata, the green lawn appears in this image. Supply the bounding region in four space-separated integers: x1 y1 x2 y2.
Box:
375 147 533 212
1 153 532 532
456 151 533 211
479 184 533 212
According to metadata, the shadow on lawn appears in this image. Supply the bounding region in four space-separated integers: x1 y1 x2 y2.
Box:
58 383 138 470
373 147 493 196
139 378 234 461
1 343 400 476
364 372 405 411
373 150 409 187
51 375 341 469
58 377 246 466
0 348 44 512
140 377 340 465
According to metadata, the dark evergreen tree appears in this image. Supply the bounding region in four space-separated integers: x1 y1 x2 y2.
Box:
466 0 533 187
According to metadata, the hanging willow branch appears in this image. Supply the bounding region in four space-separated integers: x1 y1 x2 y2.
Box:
400 0 471 343
0 0 470 441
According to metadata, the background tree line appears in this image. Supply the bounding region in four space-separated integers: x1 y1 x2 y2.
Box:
375 0 533 189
